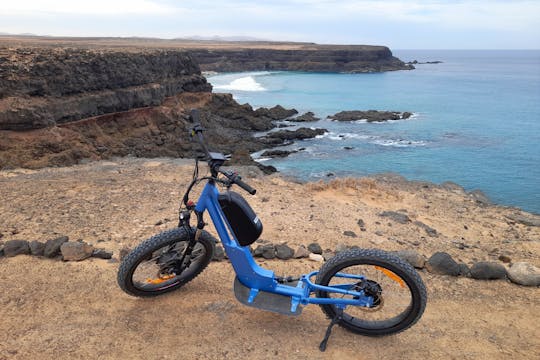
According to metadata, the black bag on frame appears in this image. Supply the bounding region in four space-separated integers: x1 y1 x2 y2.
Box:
218 191 263 246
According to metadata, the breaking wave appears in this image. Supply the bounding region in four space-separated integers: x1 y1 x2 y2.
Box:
213 76 266 91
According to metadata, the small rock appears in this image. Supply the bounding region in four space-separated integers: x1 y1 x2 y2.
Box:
92 249 113 260
261 244 275 259
379 211 411 224
275 244 294 260
498 254 512 263
293 245 310 259
335 243 348 253
307 242 323 255
426 252 460 276
357 219 365 229
458 263 471 277
370 237 386 245
470 262 507 280
392 250 426 269
4 240 30 257
308 253 324 262
44 236 69 258
343 146 354 150
413 221 438 237
119 247 131 261
322 251 335 261
29 240 46 256
154 220 164 226
507 262 540 286
212 244 226 261
61 242 94 261
374 231 384 236
343 230 357 238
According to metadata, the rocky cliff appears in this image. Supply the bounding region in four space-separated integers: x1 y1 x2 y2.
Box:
0 47 211 130
189 45 412 73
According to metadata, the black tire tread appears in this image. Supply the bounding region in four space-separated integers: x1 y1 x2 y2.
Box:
316 248 427 336
117 227 215 297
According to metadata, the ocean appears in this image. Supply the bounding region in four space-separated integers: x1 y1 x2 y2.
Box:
207 50 540 214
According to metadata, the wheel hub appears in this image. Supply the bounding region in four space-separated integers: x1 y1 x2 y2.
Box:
354 279 384 312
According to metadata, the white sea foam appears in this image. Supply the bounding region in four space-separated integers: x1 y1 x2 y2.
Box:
214 76 266 91
372 139 427 147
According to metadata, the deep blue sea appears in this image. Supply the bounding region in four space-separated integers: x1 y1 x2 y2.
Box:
207 50 540 214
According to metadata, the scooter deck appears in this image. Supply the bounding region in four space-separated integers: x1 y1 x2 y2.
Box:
233 277 303 316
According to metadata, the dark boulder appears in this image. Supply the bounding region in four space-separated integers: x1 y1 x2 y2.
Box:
267 127 327 142
275 244 294 260
343 231 357 238
44 236 69 258
426 252 460 276
470 262 507 280
261 149 297 158
29 240 46 256
307 242 323 255
328 110 412 122
4 240 31 257
92 249 113 260
255 105 298 120
290 112 320 122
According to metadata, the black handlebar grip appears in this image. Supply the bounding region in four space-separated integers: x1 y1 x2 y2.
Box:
235 178 257 195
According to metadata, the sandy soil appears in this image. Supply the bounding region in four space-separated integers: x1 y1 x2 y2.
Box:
1 158 539 359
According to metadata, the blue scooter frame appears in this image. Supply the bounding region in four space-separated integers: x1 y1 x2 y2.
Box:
195 180 375 314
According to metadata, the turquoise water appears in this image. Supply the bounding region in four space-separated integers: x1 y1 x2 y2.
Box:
207 50 540 213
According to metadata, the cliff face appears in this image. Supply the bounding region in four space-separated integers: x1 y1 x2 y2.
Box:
0 47 211 130
0 92 277 169
189 45 412 73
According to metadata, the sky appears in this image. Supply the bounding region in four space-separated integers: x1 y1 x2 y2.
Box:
1 0 539 49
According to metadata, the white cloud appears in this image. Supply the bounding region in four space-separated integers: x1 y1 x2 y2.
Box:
1 0 179 15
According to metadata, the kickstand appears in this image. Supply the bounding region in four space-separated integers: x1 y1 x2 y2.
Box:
319 308 343 352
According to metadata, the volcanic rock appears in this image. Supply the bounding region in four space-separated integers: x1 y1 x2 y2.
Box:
29 240 46 256
426 252 460 276
470 262 507 280
293 245 310 259
255 105 298 120
92 249 113 260
44 236 69 258
328 110 412 122
4 240 30 257
266 128 327 142
307 242 323 255
275 244 294 260
290 112 320 122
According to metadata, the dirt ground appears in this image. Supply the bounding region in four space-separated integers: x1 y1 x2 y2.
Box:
1 158 539 359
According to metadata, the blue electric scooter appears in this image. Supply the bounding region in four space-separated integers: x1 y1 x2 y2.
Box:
117 110 427 351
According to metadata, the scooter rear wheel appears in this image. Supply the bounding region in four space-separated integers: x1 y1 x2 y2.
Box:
315 248 427 336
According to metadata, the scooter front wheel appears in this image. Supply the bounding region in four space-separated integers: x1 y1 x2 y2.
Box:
315 248 427 336
117 228 215 297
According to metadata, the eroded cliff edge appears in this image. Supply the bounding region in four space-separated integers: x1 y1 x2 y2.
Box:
0 47 211 131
